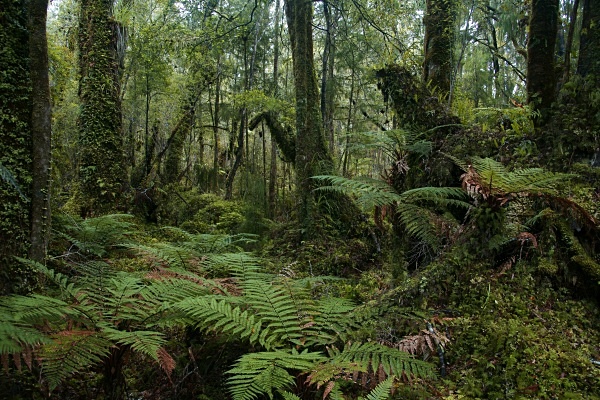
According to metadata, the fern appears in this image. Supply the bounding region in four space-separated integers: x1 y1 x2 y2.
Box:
227 350 327 400
56 214 136 258
461 157 574 202
40 331 112 390
0 254 212 391
328 341 436 378
0 162 28 201
314 175 469 249
362 376 395 400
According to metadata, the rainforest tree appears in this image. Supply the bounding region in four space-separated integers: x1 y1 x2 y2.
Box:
28 0 52 262
285 0 335 229
423 0 456 97
78 0 126 216
526 0 559 125
0 0 33 294
577 0 600 78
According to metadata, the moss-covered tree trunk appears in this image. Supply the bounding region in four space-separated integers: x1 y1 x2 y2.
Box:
29 0 52 262
78 0 125 216
285 0 334 228
526 0 559 126
577 0 600 78
423 0 456 97
164 98 196 184
0 0 33 294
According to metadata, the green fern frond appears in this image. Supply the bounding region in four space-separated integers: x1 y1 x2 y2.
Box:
0 162 28 201
227 350 327 400
313 175 403 211
243 279 306 348
312 297 357 344
363 376 395 400
0 311 51 354
40 331 112 391
470 157 574 196
328 342 436 379
279 391 302 400
58 214 136 257
101 327 165 362
175 296 266 346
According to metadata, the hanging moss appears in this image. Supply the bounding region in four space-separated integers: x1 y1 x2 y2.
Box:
0 0 34 294
78 0 125 216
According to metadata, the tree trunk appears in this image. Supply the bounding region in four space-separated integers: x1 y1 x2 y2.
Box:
321 0 336 153
423 0 456 97
561 0 579 85
212 64 221 192
79 0 125 216
526 0 559 126
163 91 199 184
225 110 246 199
285 0 334 228
577 0 600 78
0 0 33 294
28 0 52 262
268 0 282 218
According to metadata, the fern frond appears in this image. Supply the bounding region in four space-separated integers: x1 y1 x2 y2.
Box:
175 297 266 346
40 331 112 391
328 342 435 379
0 162 28 201
243 279 307 348
58 214 136 257
311 297 357 344
364 376 395 400
227 350 326 400
101 327 166 362
279 391 302 400
0 310 51 354
469 157 574 196
313 175 403 212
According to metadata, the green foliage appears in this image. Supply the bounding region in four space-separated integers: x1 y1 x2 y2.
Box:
0 255 210 391
0 0 33 295
363 376 394 400
173 255 435 399
0 162 28 201
314 174 469 250
77 0 126 215
157 190 246 234
227 350 326 400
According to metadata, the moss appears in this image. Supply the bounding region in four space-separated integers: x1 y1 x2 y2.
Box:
78 0 126 216
0 0 36 294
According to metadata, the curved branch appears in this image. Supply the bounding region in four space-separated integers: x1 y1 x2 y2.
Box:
249 111 296 163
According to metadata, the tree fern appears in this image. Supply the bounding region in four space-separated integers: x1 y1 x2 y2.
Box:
313 175 469 249
462 157 575 202
227 350 327 400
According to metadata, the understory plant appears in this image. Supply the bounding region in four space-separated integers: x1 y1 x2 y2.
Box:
0 216 436 399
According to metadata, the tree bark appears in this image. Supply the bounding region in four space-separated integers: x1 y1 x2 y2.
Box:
285 0 334 227
268 0 282 218
577 0 600 78
28 0 52 262
0 0 32 294
78 0 126 216
423 0 456 97
560 0 579 86
526 0 559 126
321 0 336 153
